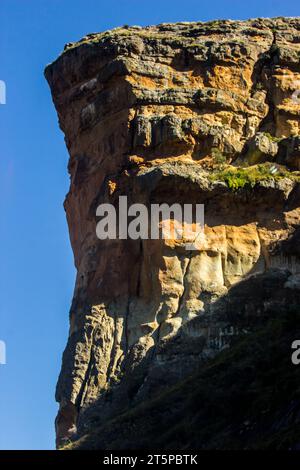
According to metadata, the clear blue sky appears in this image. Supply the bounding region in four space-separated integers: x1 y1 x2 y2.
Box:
0 0 298 451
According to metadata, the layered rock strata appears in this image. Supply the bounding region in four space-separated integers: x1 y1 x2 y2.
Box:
45 17 300 448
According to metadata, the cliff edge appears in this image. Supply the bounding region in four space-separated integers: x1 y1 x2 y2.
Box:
45 18 300 449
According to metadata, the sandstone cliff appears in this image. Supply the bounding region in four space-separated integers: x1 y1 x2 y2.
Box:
45 18 300 449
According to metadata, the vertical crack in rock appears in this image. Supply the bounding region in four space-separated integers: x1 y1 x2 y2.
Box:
175 253 193 317
105 313 118 385
77 338 95 409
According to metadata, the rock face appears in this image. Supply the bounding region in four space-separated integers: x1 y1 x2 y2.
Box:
45 18 300 449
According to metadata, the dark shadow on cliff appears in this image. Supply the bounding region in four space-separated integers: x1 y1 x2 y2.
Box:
65 170 300 449
64 263 300 450
82 302 300 450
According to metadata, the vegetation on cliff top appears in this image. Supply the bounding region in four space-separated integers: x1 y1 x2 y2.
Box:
57 18 276 56
210 163 300 191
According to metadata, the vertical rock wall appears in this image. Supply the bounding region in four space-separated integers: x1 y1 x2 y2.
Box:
45 18 300 447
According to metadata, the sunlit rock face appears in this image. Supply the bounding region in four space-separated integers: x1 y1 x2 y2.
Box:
45 18 300 448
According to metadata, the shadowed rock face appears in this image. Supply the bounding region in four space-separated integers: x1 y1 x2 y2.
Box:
45 18 300 448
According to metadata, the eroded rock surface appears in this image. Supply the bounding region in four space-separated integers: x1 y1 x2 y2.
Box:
45 18 300 448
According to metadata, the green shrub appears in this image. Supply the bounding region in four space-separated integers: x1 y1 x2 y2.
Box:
210 163 299 191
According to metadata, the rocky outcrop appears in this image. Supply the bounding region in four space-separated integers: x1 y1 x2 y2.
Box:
45 18 300 449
